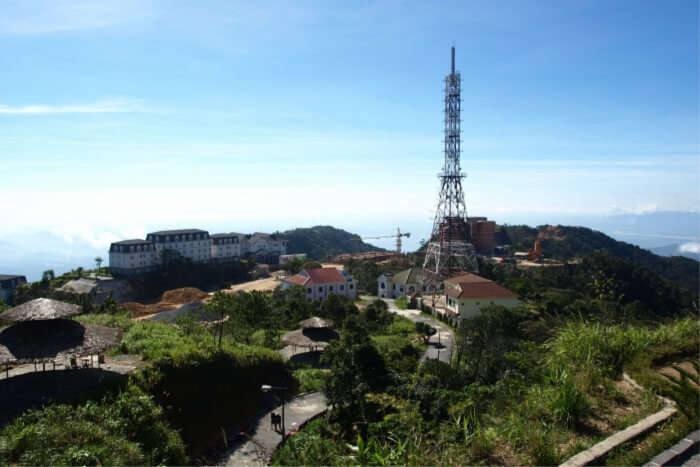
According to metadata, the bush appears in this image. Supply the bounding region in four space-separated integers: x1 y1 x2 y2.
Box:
0 385 187 466
395 295 409 310
294 368 329 393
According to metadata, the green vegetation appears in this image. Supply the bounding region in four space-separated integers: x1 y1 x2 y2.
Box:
500 224 699 294
276 245 699 467
395 295 409 309
280 225 384 260
294 368 329 392
0 385 188 466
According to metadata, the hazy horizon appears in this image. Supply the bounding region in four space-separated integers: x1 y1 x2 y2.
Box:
1 1 698 280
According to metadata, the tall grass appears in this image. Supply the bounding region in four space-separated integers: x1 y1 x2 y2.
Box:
547 317 698 376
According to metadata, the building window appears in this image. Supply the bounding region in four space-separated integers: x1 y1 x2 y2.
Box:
381 283 385 289
307 288 312 293
340 285 344 291
318 287 323 292
399 287 404 293
349 284 354 290
392 284 396 290
329 286 333 291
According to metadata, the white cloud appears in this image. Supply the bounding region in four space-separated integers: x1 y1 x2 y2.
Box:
607 203 659 215
0 98 152 115
679 242 700 254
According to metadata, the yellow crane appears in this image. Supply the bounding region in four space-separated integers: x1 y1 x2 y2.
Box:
360 227 411 255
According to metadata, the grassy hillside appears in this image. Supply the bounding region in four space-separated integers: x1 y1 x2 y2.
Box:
281 225 385 260
500 225 699 294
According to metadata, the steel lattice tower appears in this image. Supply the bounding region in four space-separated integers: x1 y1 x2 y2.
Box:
423 47 478 288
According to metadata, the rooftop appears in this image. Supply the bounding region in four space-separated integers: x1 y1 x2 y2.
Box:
303 268 347 284
0 298 82 322
147 229 208 236
445 273 519 300
110 239 150 245
0 275 26 281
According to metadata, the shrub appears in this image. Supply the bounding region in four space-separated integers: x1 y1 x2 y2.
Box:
294 368 329 392
395 295 409 310
0 385 187 466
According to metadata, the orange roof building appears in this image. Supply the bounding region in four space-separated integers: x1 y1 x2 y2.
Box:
280 267 358 300
444 273 519 319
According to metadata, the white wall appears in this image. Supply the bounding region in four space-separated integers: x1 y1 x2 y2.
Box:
446 296 520 319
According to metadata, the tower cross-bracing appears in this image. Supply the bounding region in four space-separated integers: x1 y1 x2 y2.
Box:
422 47 478 289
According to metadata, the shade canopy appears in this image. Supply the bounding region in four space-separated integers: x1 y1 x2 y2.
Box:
297 317 334 329
281 327 339 348
0 298 81 322
0 320 121 363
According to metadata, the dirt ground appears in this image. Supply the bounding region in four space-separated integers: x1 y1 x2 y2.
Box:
225 274 282 294
657 360 699 388
123 287 209 319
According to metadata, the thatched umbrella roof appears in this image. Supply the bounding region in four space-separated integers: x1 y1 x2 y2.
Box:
298 317 334 329
0 298 81 322
280 329 331 348
0 320 121 364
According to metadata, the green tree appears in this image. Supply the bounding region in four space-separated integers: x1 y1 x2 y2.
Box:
322 317 388 430
302 260 323 270
94 257 103 272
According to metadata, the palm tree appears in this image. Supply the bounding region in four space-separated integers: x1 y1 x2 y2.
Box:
94 257 103 273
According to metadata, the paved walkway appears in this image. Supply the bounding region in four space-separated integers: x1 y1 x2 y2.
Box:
217 392 327 466
374 297 456 364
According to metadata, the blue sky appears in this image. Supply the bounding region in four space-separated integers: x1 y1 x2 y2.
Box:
1 0 698 253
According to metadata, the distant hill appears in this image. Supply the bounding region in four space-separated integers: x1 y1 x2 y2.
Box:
280 226 385 260
500 224 699 294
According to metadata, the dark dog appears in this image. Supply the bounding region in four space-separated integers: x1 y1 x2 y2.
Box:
270 412 282 432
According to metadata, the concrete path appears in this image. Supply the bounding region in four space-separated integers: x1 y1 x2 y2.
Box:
372 296 455 364
217 392 327 466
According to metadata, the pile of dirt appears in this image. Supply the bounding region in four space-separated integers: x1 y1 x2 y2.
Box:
122 302 177 318
161 287 209 304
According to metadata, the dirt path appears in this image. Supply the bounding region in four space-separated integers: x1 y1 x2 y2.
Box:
226 276 281 294
217 392 328 466
362 295 455 364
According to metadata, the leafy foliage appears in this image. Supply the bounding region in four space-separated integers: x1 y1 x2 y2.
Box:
0 385 188 466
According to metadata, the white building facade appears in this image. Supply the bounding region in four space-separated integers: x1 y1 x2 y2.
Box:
444 273 519 320
210 233 241 263
146 229 212 263
280 268 358 300
109 240 158 277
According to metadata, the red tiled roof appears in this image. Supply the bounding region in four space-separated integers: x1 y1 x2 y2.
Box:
445 273 519 299
282 275 309 286
303 268 347 285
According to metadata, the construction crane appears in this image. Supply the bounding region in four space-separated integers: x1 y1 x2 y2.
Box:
360 227 411 255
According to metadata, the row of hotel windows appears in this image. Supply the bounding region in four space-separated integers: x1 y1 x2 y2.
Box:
149 233 208 242
307 284 354 294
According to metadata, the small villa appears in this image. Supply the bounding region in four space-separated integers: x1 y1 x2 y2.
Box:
444 273 519 320
377 268 435 299
280 267 358 300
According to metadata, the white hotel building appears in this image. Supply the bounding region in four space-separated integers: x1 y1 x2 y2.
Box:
109 228 287 277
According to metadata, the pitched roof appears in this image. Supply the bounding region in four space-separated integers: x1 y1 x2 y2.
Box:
390 268 425 285
303 268 347 284
110 239 150 245
282 268 349 287
282 275 309 286
445 273 519 300
0 298 82 321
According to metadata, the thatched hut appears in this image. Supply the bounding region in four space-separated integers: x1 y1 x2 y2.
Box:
280 316 339 364
0 299 121 365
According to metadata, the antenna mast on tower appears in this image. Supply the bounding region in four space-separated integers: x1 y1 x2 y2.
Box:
422 47 478 288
